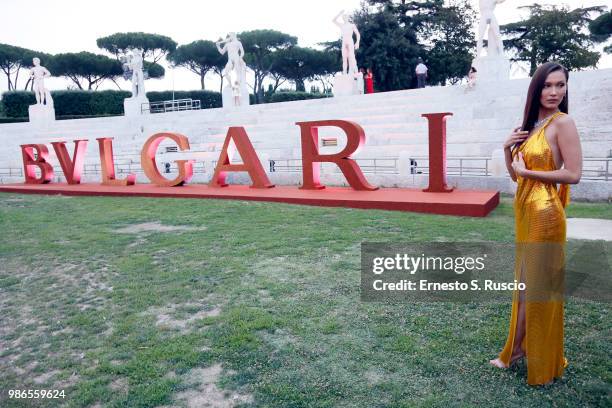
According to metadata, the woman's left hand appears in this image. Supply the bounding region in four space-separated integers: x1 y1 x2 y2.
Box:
512 152 527 176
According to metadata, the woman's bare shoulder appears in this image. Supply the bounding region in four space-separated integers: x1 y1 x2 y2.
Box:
556 113 575 125
551 114 577 133
551 114 579 145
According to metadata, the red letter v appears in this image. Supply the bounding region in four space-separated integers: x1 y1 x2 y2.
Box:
51 139 88 184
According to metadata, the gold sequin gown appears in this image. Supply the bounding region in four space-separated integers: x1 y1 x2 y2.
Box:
498 111 570 385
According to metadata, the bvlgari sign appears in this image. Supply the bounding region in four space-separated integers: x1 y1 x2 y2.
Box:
3 113 500 217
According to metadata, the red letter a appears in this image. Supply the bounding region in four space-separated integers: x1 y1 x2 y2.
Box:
209 127 274 188
296 120 377 191
51 139 88 184
20 144 54 184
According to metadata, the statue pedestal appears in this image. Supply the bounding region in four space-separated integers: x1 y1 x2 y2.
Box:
333 72 364 97
472 55 510 83
124 96 149 117
222 83 250 108
28 104 55 124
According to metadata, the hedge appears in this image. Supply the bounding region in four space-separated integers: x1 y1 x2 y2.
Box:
0 117 28 124
0 89 223 118
269 91 331 103
146 90 222 110
0 115 117 124
1 90 131 118
0 89 329 118
2 92 36 118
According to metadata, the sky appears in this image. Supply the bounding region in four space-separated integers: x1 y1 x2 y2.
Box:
0 0 610 93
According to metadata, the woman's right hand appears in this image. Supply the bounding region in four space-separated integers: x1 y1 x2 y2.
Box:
504 127 529 150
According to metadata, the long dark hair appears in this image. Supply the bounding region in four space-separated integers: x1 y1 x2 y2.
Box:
520 62 569 133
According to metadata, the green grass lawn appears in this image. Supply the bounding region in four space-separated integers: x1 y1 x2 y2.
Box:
0 193 610 408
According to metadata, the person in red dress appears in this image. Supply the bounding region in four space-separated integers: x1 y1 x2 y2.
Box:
365 67 374 94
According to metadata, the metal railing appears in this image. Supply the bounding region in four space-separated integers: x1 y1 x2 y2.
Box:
408 156 492 177
352 158 399 174
0 167 23 177
141 99 202 114
583 158 611 181
82 160 209 176
269 158 399 175
268 159 302 173
2 157 611 182
267 157 612 181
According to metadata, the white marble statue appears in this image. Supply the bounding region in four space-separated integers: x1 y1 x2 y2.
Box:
333 10 360 75
472 0 510 83
477 0 506 57
28 57 55 124
125 49 145 98
216 33 249 107
122 49 149 116
30 57 53 106
216 33 246 84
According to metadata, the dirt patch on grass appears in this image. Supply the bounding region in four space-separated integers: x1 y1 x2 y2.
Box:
3 197 27 206
364 368 384 385
174 364 253 408
33 369 62 385
261 328 299 350
109 377 129 394
44 264 114 313
0 260 115 387
115 222 207 235
56 372 80 389
250 257 293 283
0 301 47 374
142 300 222 334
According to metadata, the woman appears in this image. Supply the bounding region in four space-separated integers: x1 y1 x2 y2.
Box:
365 68 374 94
489 62 582 386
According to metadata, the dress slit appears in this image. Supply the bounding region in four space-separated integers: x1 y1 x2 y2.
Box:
501 256 527 366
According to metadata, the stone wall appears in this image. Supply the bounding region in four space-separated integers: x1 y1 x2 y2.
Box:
1 69 610 201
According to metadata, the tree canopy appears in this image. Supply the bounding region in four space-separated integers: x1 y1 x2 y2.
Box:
270 46 337 91
351 6 419 91
143 61 165 80
97 32 177 64
352 0 475 91
590 11 612 53
0 43 50 90
417 0 476 85
239 30 297 102
502 5 605 75
47 52 124 90
167 40 225 90
2 4 609 96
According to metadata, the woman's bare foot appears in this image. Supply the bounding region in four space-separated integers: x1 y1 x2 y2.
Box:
489 357 508 368
489 349 525 369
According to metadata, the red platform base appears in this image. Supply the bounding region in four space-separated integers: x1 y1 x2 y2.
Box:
0 183 499 217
